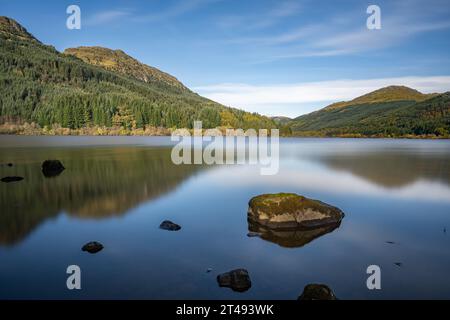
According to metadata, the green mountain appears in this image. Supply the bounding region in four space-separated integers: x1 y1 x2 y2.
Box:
0 16 275 133
291 86 450 137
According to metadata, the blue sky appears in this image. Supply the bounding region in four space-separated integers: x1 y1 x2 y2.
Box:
2 0 450 117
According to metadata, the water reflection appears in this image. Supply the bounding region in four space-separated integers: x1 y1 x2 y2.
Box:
248 220 341 248
0 146 203 245
313 152 450 188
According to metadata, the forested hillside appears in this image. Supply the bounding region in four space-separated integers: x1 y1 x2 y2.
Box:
291 86 450 138
0 16 275 134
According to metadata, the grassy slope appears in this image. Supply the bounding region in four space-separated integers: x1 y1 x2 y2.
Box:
291 87 450 137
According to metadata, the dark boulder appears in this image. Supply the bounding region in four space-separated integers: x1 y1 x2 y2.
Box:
217 269 251 292
298 284 337 300
82 241 104 254
1 176 24 183
159 220 181 231
42 160 65 177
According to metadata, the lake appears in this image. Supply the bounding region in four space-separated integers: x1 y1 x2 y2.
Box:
1 136 450 299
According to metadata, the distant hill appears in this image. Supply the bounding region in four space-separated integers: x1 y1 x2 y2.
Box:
324 86 435 110
291 86 450 138
0 16 275 134
271 116 292 125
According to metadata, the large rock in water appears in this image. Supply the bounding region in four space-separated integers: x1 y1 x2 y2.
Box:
298 284 337 300
248 193 344 229
42 160 65 177
217 269 251 292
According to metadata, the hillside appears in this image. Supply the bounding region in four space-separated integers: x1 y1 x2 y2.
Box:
64 46 189 93
0 16 275 134
291 86 450 137
271 116 292 125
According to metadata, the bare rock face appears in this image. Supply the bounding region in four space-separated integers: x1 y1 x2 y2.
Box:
42 160 65 177
217 269 251 292
248 193 344 230
298 284 337 300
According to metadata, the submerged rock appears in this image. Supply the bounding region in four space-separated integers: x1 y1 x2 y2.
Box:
298 284 337 300
217 269 251 292
42 160 65 177
7 163 13 167
82 241 104 254
159 220 181 231
248 193 344 229
1 176 24 183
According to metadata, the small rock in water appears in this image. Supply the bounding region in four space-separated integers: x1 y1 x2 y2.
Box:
247 232 262 238
7 163 13 167
386 241 396 244
298 284 337 300
42 160 65 177
159 220 181 231
82 241 104 254
1 176 24 183
217 269 251 292
394 262 403 267
206 268 213 273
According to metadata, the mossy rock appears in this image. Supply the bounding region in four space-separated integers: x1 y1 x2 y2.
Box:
248 193 344 229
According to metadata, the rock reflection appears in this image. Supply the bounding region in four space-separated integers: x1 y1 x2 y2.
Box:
248 220 341 248
0 147 203 245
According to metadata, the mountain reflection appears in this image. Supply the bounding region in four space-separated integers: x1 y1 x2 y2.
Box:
312 151 450 188
0 147 203 245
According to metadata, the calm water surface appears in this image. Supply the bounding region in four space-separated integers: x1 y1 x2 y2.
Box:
1 136 450 299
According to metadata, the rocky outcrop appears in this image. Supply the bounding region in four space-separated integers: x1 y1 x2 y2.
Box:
298 284 337 300
248 193 344 229
217 269 251 292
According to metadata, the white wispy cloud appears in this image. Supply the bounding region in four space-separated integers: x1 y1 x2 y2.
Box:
84 0 219 26
217 0 301 31
84 10 132 26
132 0 220 23
219 0 450 61
194 76 450 117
